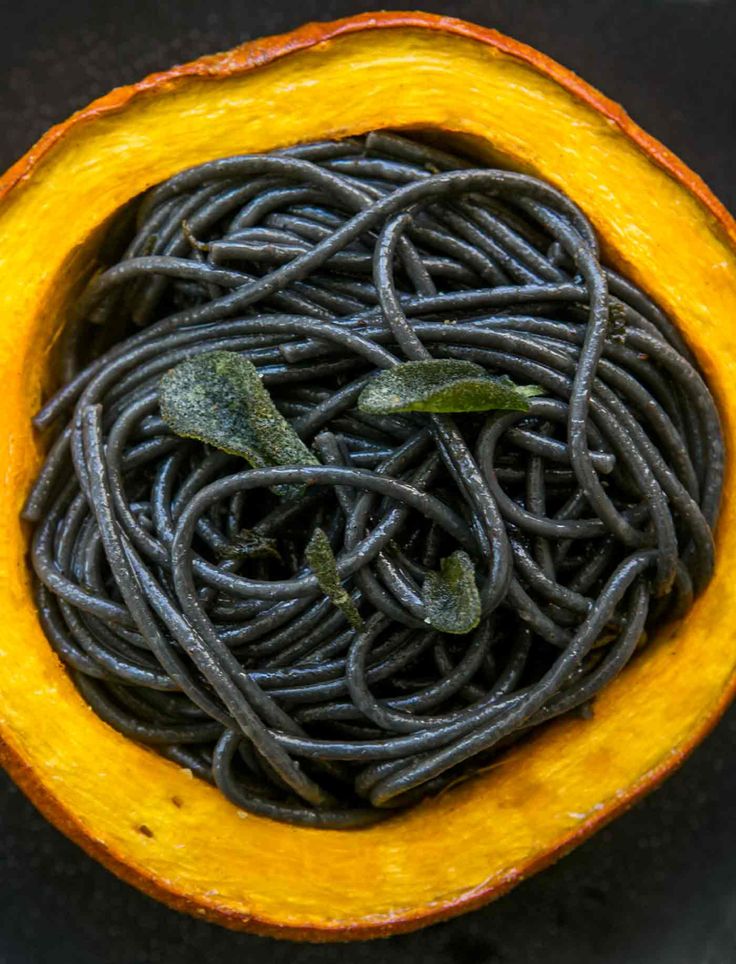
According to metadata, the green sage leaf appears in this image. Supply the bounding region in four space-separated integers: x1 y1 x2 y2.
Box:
357 359 543 415
423 550 481 634
159 351 318 499
216 529 282 562
305 527 364 631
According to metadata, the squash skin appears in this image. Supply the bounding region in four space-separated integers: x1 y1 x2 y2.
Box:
0 10 734 941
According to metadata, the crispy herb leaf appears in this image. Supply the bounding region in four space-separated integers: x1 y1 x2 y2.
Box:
358 359 543 415
305 528 364 631
159 351 317 498
216 529 282 562
423 550 481 634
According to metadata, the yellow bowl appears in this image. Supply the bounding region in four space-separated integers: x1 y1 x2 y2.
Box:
0 11 735 940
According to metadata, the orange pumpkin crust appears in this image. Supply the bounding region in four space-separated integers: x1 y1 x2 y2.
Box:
0 726 699 940
3 11 734 251
0 11 734 941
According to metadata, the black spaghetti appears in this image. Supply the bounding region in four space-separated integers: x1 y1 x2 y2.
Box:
23 132 724 827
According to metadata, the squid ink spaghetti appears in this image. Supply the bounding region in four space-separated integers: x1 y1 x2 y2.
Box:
23 132 724 827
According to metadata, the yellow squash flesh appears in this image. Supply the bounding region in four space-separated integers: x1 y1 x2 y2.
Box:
0 13 734 940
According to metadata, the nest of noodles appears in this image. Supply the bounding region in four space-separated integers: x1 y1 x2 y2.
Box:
24 132 723 827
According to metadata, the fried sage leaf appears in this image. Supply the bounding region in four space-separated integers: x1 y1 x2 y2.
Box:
305 527 364 631
358 359 542 415
216 528 282 562
159 351 317 498
423 550 481 634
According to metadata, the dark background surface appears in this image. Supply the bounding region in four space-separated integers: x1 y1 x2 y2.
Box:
1 2 735 962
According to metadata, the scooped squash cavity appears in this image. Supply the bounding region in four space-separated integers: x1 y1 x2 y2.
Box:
0 11 734 941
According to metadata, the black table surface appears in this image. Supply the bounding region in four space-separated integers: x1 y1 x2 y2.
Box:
1 2 735 962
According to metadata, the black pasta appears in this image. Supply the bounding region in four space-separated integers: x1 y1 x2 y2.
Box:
23 132 723 827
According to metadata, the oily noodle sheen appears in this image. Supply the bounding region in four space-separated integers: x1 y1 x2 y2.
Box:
23 133 723 828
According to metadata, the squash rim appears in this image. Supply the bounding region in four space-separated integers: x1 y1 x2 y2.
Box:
0 10 734 941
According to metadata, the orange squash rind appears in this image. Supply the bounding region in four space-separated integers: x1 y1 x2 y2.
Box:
0 11 734 940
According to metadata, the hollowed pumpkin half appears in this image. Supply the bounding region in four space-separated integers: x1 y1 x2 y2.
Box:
1 10 735 941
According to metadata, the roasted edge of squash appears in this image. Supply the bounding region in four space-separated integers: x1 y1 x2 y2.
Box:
0 10 734 941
